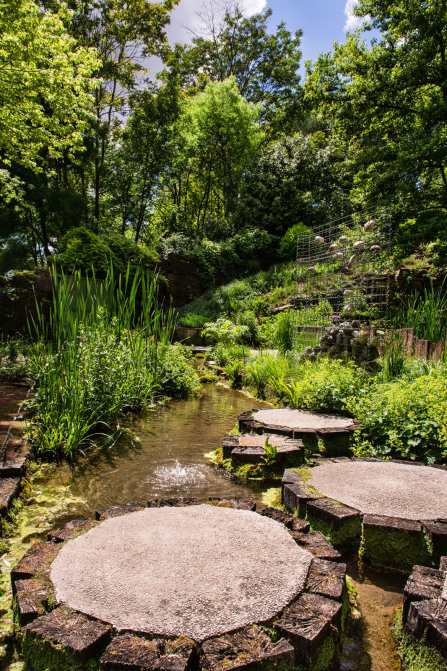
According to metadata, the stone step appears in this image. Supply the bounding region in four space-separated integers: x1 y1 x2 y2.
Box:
95 501 146 520
13 579 53 627
47 517 97 543
22 605 112 669
275 593 342 668
11 542 59 592
289 530 341 562
100 634 196 671
0 477 21 516
201 625 294 671
306 559 347 602
403 566 444 621
206 498 256 511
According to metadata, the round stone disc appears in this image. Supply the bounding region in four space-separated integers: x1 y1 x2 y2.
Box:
309 461 447 520
252 408 355 430
50 505 312 641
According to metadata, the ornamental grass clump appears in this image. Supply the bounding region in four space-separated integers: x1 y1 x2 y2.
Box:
27 265 198 458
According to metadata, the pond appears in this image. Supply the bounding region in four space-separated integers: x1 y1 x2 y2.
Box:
2 382 404 671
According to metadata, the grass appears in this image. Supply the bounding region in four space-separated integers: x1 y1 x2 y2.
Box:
394 610 446 671
393 279 447 342
26 264 199 459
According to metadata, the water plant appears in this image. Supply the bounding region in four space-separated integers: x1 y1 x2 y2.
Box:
394 279 447 342
26 265 198 458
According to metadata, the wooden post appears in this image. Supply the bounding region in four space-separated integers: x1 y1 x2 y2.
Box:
415 339 430 360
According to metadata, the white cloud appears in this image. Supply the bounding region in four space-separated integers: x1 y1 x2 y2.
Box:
344 0 362 32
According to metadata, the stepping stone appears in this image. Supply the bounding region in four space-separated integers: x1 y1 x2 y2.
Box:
11 542 59 592
361 514 429 571
290 518 311 533
289 531 341 562
100 634 196 671
95 502 146 520
305 559 347 602
275 593 342 668
206 498 256 511
201 625 294 671
406 598 447 654
283 483 321 518
14 579 53 626
147 498 199 508
22 605 112 670
403 566 444 621
47 518 97 543
0 440 29 477
226 434 303 469
0 477 21 515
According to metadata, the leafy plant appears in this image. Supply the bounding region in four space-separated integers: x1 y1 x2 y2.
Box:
261 436 278 467
224 359 245 389
201 318 249 345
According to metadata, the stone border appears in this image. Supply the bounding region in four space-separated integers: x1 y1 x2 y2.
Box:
0 384 31 533
222 434 304 472
12 497 348 671
282 459 447 572
401 560 447 659
238 409 358 457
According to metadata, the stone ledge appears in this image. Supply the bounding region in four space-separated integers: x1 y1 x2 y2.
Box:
403 566 444 621
100 634 197 671
206 498 256 511
289 531 341 562
14 579 53 627
305 559 347 602
95 501 146 520
11 542 59 592
147 497 199 508
48 517 98 543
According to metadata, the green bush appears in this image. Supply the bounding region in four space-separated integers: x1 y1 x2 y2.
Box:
178 313 209 328
279 223 311 261
274 311 295 353
279 359 369 414
346 376 447 464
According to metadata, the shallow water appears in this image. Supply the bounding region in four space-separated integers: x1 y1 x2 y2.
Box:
1 381 403 670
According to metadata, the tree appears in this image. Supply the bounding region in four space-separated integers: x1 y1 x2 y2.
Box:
305 0 447 255
164 6 303 136
0 0 98 200
156 77 264 237
65 0 179 229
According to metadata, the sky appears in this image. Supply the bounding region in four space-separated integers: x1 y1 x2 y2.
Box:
162 0 364 77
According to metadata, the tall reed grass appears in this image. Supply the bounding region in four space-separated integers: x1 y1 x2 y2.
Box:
27 265 198 458
394 279 447 342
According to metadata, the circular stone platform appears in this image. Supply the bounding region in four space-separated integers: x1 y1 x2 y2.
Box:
251 409 355 431
309 461 447 520
50 505 313 641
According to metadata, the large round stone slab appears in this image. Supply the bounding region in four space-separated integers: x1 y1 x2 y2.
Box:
309 461 447 520
50 505 312 641
252 408 355 430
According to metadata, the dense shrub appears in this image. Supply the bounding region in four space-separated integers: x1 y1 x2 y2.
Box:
279 359 369 413
346 376 447 464
178 313 209 328
279 222 311 261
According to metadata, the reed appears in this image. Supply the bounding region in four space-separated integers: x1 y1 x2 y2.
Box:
26 264 188 458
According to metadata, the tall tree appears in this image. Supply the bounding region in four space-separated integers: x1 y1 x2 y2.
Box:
0 0 98 202
164 6 303 137
305 0 447 253
65 0 179 229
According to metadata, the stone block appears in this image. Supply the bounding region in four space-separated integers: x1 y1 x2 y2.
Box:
289 530 341 562
0 477 21 515
406 598 447 644
95 502 146 520
282 483 321 518
403 566 444 621
306 498 361 549
11 542 59 592
290 518 310 533
306 559 347 602
47 517 97 543
22 605 112 670
201 625 294 671
258 507 293 528
440 556 447 572
222 436 239 460
275 593 342 668
100 634 196 671
147 498 199 508
14 579 53 627
207 498 256 511
361 514 430 571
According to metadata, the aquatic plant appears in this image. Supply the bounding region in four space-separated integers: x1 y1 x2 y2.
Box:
26 264 198 458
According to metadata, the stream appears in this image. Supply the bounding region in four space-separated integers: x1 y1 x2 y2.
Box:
1 382 404 670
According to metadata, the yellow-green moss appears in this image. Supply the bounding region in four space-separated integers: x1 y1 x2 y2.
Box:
261 488 283 509
393 610 446 671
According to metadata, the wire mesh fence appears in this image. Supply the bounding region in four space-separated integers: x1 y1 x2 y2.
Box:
294 207 393 351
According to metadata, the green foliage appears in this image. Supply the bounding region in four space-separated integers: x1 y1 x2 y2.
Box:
347 375 447 464
393 280 447 342
26 265 198 458
224 359 245 389
279 359 368 413
261 436 278 467
274 311 295 353
56 228 158 275
201 319 249 345
178 313 209 329
0 337 30 382
279 223 311 260
0 0 99 198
